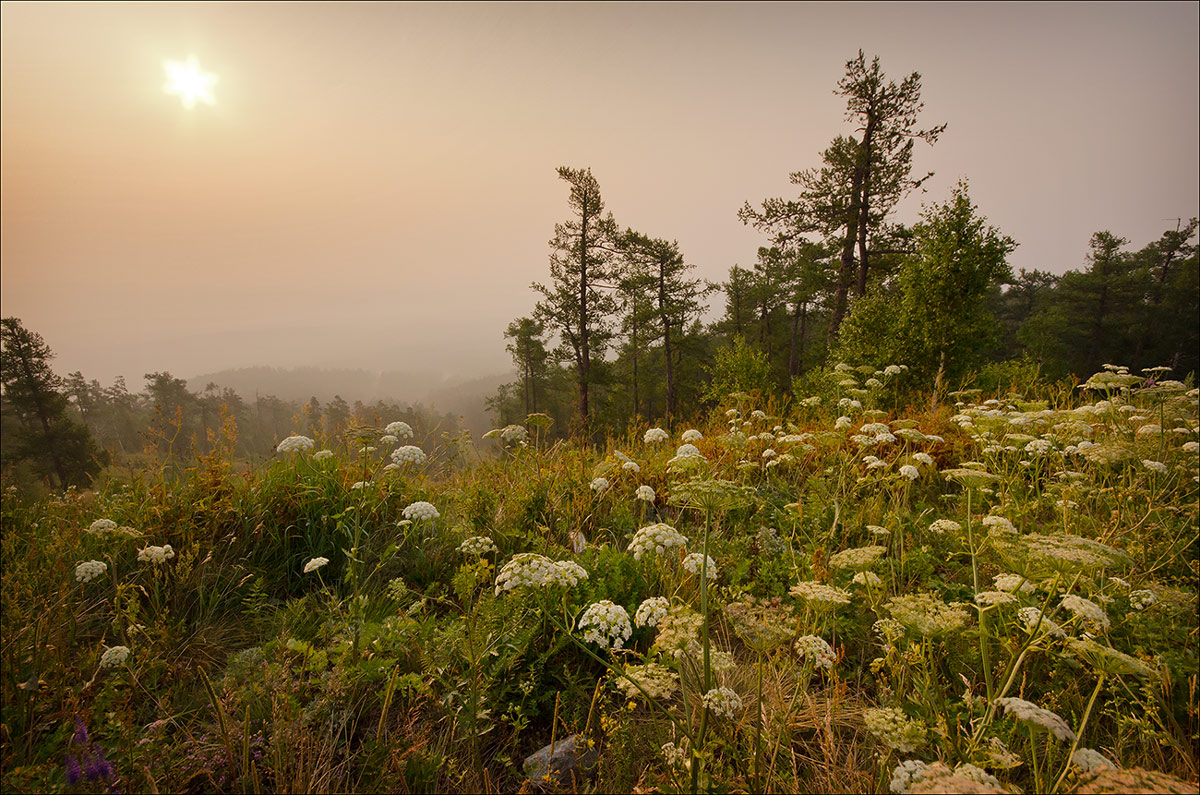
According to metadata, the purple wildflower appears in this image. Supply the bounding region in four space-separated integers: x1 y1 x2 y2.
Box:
65 754 82 785
73 716 89 744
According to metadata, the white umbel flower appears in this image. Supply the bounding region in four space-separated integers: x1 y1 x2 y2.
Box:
702 687 743 720
681 429 703 443
635 485 656 502
137 544 175 564
303 556 329 574
578 600 633 650
644 428 669 444
99 645 130 669
682 553 717 579
628 523 687 560
402 501 440 521
994 697 1076 742
384 421 414 439
794 635 836 669
634 596 670 628
74 560 107 583
390 445 427 465
276 435 315 454
590 477 610 493
459 536 497 556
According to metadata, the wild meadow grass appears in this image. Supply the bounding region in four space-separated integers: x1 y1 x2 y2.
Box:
2 366 1197 793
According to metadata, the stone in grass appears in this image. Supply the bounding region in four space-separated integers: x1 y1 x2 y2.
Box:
523 734 598 789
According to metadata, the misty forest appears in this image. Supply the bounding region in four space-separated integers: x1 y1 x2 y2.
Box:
2 52 1198 794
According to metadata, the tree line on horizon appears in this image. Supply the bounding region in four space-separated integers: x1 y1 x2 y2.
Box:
489 51 1199 434
2 51 1197 488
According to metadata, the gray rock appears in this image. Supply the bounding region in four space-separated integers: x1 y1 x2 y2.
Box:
523 734 599 788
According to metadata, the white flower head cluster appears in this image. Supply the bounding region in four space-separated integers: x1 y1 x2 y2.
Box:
994 697 1076 742
912 452 934 467
1018 606 1066 638
402 501 440 521
853 570 883 588
615 662 679 701
1182 440 1199 454
276 435 315 454
390 445 427 465
762 448 777 460
313 449 334 461
899 465 920 481
829 545 887 571
137 544 175 564
578 600 633 650
929 518 962 535
459 536 497 556
702 687 743 720
303 556 329 574
789 580 852 610
99 645 131 669
628 523 687 560
1061 594 1111 631
74 560 107 583
622 460 641 473
681 429 703 443
635 596 670 628
974 590 1018 607
863 707 927 753
88 518 117 534
494 553 588 595
351 481 367 490
1129 589 1157 610
835 415 853 430
661 741 690 768
981 515 1016 533
590 477 610 493
794 635 836 669
644 428 669 444
873 618 906 644
885 593 970 637
1141 459 1168 475
682 552 717 579
379 434 398 446
889 760 929 794
384 421 414 439
993 573 1035 593
674 443 703 459
635 484 656 502
500 424 528 444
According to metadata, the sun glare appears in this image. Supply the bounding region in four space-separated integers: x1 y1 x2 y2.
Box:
163 57 217 109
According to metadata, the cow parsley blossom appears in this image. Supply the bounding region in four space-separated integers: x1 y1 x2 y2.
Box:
702 687 743 720
390 445 427 465
459 536 497 556
644 428 669 444
863 707 926 752
402 501 440 521
99 646 130 669
635 596 670 628
622 460 641 473
495 553 588 595
384 421 414 439
276 435 315 454
681 429 703 443
74 560 107 583
994 697 1076 742
303 556 329 574
628 523 687 560
794 635 836 669
682 553 717 579
137 545 175 565
578 600 632 650
590 477 610 493
635 485 656 502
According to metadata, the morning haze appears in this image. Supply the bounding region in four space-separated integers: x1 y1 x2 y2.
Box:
2 1 1197 394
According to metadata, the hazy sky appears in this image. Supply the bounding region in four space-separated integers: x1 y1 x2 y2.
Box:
3 2 1197 387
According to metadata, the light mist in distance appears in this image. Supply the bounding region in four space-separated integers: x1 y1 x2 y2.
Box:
2 2 1197 388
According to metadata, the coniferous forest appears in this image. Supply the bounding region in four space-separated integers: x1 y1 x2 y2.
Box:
2 51 1198 795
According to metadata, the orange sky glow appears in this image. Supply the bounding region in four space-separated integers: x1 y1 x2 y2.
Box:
2 2 1197 386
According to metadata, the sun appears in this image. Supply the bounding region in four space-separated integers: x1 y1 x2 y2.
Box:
163 57 217 109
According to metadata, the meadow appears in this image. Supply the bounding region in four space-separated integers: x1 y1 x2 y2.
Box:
2 364 1197 794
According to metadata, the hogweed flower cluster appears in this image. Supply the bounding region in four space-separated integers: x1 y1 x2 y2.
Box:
384 421 413 439
276 435 315 454
829 545 887 571
459 536 497 556
993 697 1076 742
303 556 329 574
494 553 587 595
635 484 655 502
390 445 427 465
702 686 743 720
644 428 669 444
627 523 687 560
137 544 175 565
402 501 440 521
578 600 632 650
635 596 670 628
682 552 717 579
884 593 970 637
615 662 679 701
99 645 130 669
74 560 107 583
863 707 927 753
794 635 836 669
790 580 852 611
